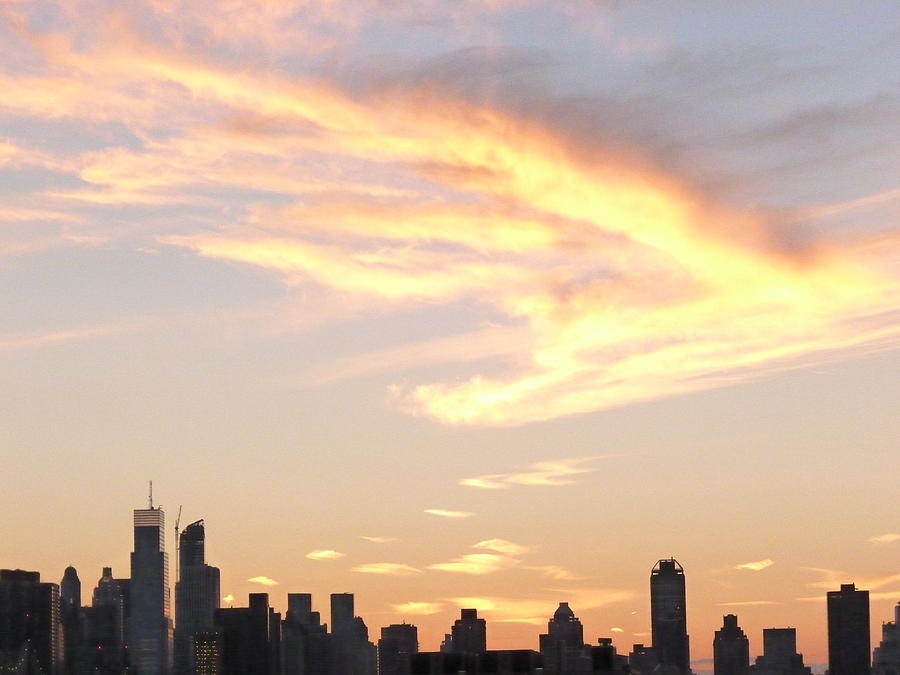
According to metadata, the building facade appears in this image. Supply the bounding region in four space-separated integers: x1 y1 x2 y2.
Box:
378 623 418 675
174 520 221 675
714 615 749 675
650 559 691 674
827 583 870 675
130 506 173 674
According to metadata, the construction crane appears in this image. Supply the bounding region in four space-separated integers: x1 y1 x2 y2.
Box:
174 505 183 584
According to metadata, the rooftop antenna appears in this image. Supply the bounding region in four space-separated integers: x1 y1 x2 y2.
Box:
149 480 154 509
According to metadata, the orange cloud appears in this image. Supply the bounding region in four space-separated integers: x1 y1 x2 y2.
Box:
428 553 517 575
461 457 604 489
305 549 345 561
352 563 422 576
8 13 899 428
735 559 775 572
247 576 279 586
424 509 473 519
392 601 444 615
472 539 530 556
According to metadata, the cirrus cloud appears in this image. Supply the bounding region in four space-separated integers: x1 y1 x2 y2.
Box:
247 576 279 586
424 509 474 519
460 457 606 489
868 533 900 545
305 549 346 560
352 562 422 576
393 601 445 615
735 559 775 572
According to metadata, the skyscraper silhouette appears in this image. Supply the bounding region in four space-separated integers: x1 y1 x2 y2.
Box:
0 569 61 675
378 623 418 675
539 602 586 674
872 602 900 675
827 583 870 675
130 502 173 674
650 558 690 674
175 520 221 675
448 609 487 656
60 566 83 675
87 566 126 674
215 592 274 675
329 593 375 675
751 628 811 675
330 593 355 636
714 615 749 675
282 594 329 675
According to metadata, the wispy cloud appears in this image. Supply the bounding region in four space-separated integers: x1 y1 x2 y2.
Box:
223 594 234 604
352 562 422 576
868 533 900 545
247 576 279 586
735 559 775 572
424 509 474 519
305 549 345 561
429 553 518 575
6 1 900 430
360 536 399 544
473 539 530 556
447 587 633 625
0 320 151 355
801 567 900 591
718 600 779 607
393 601 444 615
460 457 604 489
524 565 589 581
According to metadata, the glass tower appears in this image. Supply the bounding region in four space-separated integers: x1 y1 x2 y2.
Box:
130 505 173 674
175 520 220 675
651 558 691 674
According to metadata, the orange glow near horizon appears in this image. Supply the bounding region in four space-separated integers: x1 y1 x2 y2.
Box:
2 3 900 672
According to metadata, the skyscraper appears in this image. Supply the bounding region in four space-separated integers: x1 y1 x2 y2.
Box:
60 567 84 675
714 615 749 675
872 602 900 675
448 609 487 656
130 501 173 674
282 593 330 675
750 628 811 675
0 569 61 675
827 583 870 675
331 593 355 637
215 593 273 675
175 519 221 675
329 594 375 675
87 566 126 674
650 558 690 674
378 623 418 675
539 602 587 674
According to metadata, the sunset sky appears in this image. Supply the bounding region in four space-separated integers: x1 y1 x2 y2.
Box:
2 1 900 672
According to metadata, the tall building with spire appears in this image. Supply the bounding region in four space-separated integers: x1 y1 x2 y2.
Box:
651 558 691 674
130 491 173 674
175 520 221 675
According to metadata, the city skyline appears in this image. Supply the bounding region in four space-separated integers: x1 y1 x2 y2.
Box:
8 498 900 673
2 1 900 672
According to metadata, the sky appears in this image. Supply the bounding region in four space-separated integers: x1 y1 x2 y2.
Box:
1 1 900 672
